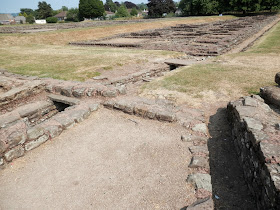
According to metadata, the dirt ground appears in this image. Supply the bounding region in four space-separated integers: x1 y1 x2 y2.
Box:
0 108 196 209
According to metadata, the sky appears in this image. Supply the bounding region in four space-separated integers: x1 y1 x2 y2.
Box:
0 0 148 13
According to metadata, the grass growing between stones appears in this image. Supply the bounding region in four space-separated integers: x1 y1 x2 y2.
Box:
142 21 280 104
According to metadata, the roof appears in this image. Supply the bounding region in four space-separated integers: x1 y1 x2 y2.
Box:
0 14 14 21
15 16 26 21
54 11 67 18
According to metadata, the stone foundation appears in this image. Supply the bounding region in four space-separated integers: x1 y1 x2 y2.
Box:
228 95 280 209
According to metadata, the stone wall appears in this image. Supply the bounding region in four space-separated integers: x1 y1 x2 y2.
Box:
228 95 280 209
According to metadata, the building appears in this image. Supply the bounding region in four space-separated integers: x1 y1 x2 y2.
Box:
105 11 115 19
15 16 26 24
54 11 67 21
0 14 15 25
35 19 46 24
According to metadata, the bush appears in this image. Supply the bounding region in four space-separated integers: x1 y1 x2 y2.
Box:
46 17 58 23
26 15 35 24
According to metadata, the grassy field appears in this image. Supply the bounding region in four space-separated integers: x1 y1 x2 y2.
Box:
142 21 280 105
0 16 234 81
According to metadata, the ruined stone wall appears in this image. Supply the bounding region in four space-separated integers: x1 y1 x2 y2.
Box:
228 96 280 209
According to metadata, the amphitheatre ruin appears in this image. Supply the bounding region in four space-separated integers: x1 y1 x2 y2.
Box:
0 13 280 209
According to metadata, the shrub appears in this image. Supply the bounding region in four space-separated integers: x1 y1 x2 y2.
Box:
46 17 58 23
26 15 35 24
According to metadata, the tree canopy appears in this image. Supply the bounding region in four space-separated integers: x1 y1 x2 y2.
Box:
79 0 105 19
147 0 176 17
116 4 130 17
36 1 53 19
104 0 117 12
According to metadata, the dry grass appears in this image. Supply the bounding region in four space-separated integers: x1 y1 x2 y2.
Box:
142 22 280 105
0 16 234 81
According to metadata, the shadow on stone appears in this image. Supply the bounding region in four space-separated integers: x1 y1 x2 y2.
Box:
207 107 256 209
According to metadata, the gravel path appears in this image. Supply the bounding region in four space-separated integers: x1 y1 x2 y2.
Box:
0 108 195 209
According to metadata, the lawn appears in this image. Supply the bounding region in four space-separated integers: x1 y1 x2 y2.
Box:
0 16 234 81
142 21 280 105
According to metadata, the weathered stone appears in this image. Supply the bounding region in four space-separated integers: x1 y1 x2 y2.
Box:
0 141 8 154
189 156 209 169
260 86 280 108
116 85 126 95
134 105 148 117
7 130 27 148
275 72 280 85
72 87 86 98
189 145 209 155
25 134 49 151
260 142 280 162
86 87 97 97
102 89 117 97
4 146 24 162
48 94 80 105
0 112 21 128
18 101 53 118
156 110 176 122
44 123 63 139
235 106 258 119
244 117 263 131
192 123 208 135
187 197 214 209
53 114 76 129
103 100 115 109
68 108 91 123
27 126 44 140
60 86 73 97
187 173 212 192
0 158 4 166
181 134 207 143
243 97 258 107
86 103 99 112
146 109 156 119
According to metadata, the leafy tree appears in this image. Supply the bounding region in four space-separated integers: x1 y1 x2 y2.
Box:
124 1 138 9
130 7 139 16
137 3 148 10
79 0 105 19
36 1 53 19
179 0 219 15
46 17 58 23
262 0 280 11
104 0 118 12
20 8 34 15
62 6 69 11
26 15 35 24
147 0 176 17
116 4 130 17
67 8 80 21
114 1 121 7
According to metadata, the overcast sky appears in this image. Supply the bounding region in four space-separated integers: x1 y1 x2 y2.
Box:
0 0 148 13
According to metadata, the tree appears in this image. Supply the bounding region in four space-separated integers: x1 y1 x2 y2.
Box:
79 0 105 19
36 1 53 19
137 3 148 10
26 15 35 24
229 0 262 13
20 8 34 15
114 1 121 7
179 0 219 15
262 0 280 11
46 17 58 23
124 1 138 9
67 8 80 21
116 4 130 17
62 6 69 11
130 7 138 16
104 0 117 12
147 0 176 17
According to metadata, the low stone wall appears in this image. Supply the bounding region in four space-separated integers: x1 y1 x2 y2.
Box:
0 100 99 169
228 95 280 209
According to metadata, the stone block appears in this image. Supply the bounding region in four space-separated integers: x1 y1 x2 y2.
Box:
0 111 21 128
48 94 80 105
189 156 209 169
18 101 53 118
260 86 280 108
68 108 91 123
25 134 49 151
192 123 208 135
243 117 263 131
103 100 115 109
102 89 117 97
181 134 207 144
134 105 148 117
115 85 126 95
156 110 176 122
53 114 76 130
27 125 44 140
7 129 27 148
72 87 86 98
86 87 97 97
4 146 24 162
243 97 258 107
0 140 8 155
187 173 212 192
61 86 73 97
0 158 4 166
189 145 209 155
87 103 99 112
